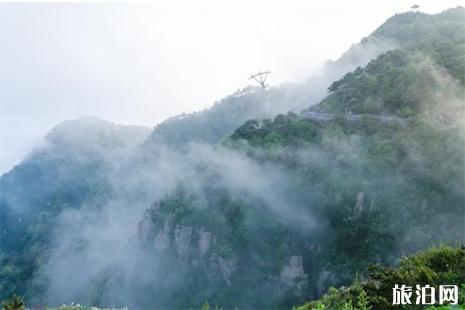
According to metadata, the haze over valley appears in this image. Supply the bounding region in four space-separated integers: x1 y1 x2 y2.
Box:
1 2 464 309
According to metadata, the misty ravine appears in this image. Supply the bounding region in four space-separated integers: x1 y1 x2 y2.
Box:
1 6 465 310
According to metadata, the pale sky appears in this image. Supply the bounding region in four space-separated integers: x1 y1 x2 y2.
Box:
0 0 463 174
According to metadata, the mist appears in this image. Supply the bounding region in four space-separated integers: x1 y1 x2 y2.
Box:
1 2 464 309
33 57 465 303
31 141 323 306
0 0 462 174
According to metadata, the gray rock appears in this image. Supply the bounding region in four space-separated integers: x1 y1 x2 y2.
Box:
154 219 172 252
174 225 193 261
354 191 364 214
210 254 238 285
198 228 213 256
280 256 308 288
137 209 156 243
137 201 162 243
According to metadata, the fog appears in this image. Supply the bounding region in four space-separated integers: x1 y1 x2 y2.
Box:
1 0 463 174
33 66 464 305
33 142 323 306
1 3 464 306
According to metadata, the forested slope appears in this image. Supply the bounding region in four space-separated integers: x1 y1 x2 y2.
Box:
127 8 465 308
0 7 464 309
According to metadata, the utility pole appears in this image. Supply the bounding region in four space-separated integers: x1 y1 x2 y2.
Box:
249 71 271 95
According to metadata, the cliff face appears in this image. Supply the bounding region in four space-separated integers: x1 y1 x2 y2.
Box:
133 190 384 306
1 8 464 309
136 201 310 304
280 256 309 295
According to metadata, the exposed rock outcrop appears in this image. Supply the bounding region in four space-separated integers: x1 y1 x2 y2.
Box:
210 254 238 285
354 191 365 214
154 219 172 252
280 256 308 295
137 205 159 243
137 208 243 286
174 225 193 261
198 228 213 256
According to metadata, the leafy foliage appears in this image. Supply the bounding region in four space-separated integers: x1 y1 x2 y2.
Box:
321 7 465 116
300 246 465 309
1 295 25 310
1 6 464 310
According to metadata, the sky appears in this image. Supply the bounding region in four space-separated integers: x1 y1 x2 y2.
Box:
0 0 463 174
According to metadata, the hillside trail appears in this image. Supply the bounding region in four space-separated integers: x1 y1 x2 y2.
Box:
300 109 408 126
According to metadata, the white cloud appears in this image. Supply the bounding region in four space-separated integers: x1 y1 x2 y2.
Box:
0 0 463 173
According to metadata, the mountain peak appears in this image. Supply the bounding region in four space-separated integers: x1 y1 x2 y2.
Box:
371 6 465 44
45 116 151 154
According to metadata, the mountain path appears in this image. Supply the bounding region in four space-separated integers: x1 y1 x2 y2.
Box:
300 110 408 126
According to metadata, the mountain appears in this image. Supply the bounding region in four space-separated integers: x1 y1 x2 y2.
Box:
296 246 465 309
45 116 150 155
316 7 465 117
141 9 401 148
0 117 150 300
143 7 464 149
1 116 150 218
1 7 464 309
128 8 465 308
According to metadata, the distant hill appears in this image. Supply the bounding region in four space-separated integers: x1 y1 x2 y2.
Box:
45 116 150 155
142 11 403 147
0 118 149 301
1 7 464 309
144 7 464 148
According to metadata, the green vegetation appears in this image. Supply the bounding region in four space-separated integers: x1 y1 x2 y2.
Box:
140 9 465 306
229 112 319 147
145 88 265 146
151 104 462 308
297 246 465 309
1 295 25 310
0 6 464 309
320 7 465 116
136 77 464 307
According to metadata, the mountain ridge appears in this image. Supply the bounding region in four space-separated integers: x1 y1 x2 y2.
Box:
1 7 464 308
